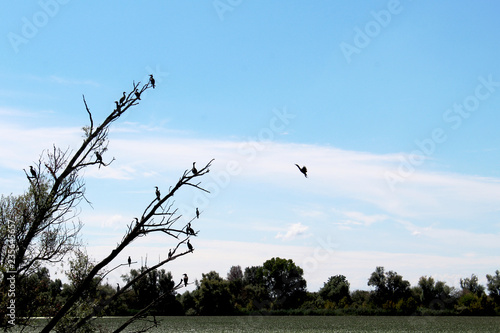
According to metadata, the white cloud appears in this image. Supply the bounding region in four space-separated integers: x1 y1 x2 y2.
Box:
336 210 389 226
275 222 310 241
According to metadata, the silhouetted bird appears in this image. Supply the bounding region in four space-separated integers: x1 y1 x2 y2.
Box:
149 74 155 88
187 240 193 251
128 256 131 267
183 273 188 287
116 283 120 292
196 208 200 219
192 162 198 175
168 249 172 259
295 164 308 178
29 166 37 178
187 222 195 236
95 152 103 169
135 90 141 100
119 92 126 104
115 101 121 113
155 186 161 201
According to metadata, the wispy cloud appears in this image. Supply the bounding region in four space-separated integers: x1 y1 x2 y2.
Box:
276 222 310 241
26 74 100 87
335 210 389 227
4 123 500 225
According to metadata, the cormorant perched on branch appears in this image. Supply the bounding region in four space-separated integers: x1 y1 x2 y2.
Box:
149 74 155 88
192 162 198 175
115 101 121 113
95 151 103 164
135 90 141 100
168 249 172 259
128 256 131 267
187 240 193 251
155 186 161 201
119 92 126 105
116 283 120 292
295 164 308 178
183 273 188 287
196 208 200 219
29 166 37 178
186 222 195 236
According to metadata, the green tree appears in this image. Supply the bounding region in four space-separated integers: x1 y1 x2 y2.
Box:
318 274 351 306
227 265 245 310
179 291 196 315
417 276 455 310
195 271 233 315
262 257 307 309
368 266 411 308
227 265 243 281
243 265 265 286
486 270 500 305
351 289 370 309
460 274 485 297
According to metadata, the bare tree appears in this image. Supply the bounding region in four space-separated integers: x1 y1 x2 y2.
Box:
0 76 214 332
61 158 213 333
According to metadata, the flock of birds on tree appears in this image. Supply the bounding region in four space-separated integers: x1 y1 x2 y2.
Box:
26 73 308 293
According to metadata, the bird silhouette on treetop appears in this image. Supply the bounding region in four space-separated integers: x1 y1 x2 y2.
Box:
192 162 198 175
183 273 188 287
29 166 37 178
119 92 126 105
149 74 155 88
187 222 195 236
135 90 141 100
128 256 131 267
187 240 193 251
114 101 121 113
155 186 161 201
295 164 308 178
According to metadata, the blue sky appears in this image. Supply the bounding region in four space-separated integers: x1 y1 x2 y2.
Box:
1 0 500 291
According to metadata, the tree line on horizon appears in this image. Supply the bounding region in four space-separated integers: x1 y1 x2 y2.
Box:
5 257 500 318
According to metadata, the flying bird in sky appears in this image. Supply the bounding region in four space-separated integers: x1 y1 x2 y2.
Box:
295 164 308 178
